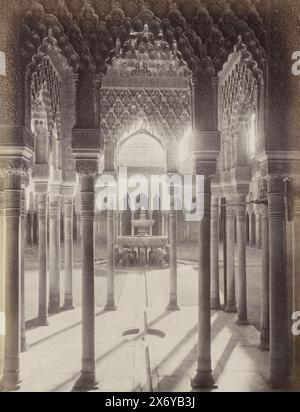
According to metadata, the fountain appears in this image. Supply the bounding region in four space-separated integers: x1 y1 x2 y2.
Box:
117 208 169 267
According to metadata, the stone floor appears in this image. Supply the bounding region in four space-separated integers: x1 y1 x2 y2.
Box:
14 244 279 392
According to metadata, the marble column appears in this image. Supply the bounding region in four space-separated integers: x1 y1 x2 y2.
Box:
77 213 81 244
162 213 165 236
32 211 38 245
149 211 153 236
63 196 75 310
236 195 248 325
119 212 123 237
105 208 116 311
36 189 48 326
292 187 300 380
74 171 97 390
249 211 256 248
255 208 261 249
191 176 214 389
258 199 270 350
268 176 289 387
131 211 135 236
167 186 179 311
211 194 221 309
225 202 238 313
0 180 5 376
26 211 33 247
20 188 27 352
1 173 22 391
189 75 220 389
48 194 61 313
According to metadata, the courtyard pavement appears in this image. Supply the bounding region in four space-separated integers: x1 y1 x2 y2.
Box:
15 244 279 392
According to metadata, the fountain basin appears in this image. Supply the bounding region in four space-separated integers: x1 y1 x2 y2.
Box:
118 236 169 248
131 219 155 229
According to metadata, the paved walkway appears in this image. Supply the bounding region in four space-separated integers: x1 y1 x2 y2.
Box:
17 256 275 392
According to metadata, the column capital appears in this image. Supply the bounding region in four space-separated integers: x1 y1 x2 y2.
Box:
62 185 76 199
50 184 62 199
222 184 235 200
192 130 220 160
64 197 73 218
35 182 48 195
32 164 50 182
231 167 251 188
75 159 99 177
211 184 222 199
235 183 250 198
0 157 30 178
37 192 48 220
268 176 286 221
72 129 102 154
268 175 286 194
0 126 34 152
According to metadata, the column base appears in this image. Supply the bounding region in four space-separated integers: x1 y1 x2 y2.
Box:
191 370 214 389
62 303 76 312
73 372 98 392
289 367 300 390
166 301 180 312
267 373 289 389
225 303 238 313
21 338 28 353
104 302 117 312
236 318 249 326
257 337 270 351
210 298 222 310
48 301 61 314
36 316 49 327
0 371 21 392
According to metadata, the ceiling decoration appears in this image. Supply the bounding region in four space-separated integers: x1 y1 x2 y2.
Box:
21 0 267 76
100 86 191 145
30 55 62 132
220 37 262 131
104 23 192 80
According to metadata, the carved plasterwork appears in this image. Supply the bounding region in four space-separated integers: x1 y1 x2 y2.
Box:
21 1 266 76
219 37 263 180
100 86 191 147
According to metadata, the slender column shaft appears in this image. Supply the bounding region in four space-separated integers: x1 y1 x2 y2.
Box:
225 204 237 313
131 212 135 236
258 201 269 350
0 185 5 377
162 213 165 236
250 212 256 247
236 196 248 325
63 198 74 310
37 192 48 325
26 212 33 247
32 211 38 245
167 189 179 311
149 211 153 236
77 214 81 243
268 176 289 387
256 211 261 249
75 174 97 390
20 189 27 351
48 196 61 313
2 174 22 391
293 194 300 379
119 212 123 237
105 208 116 311
211 196 221 309
192 176 214 389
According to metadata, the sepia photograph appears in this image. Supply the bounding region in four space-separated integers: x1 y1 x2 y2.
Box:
0 0 300 396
